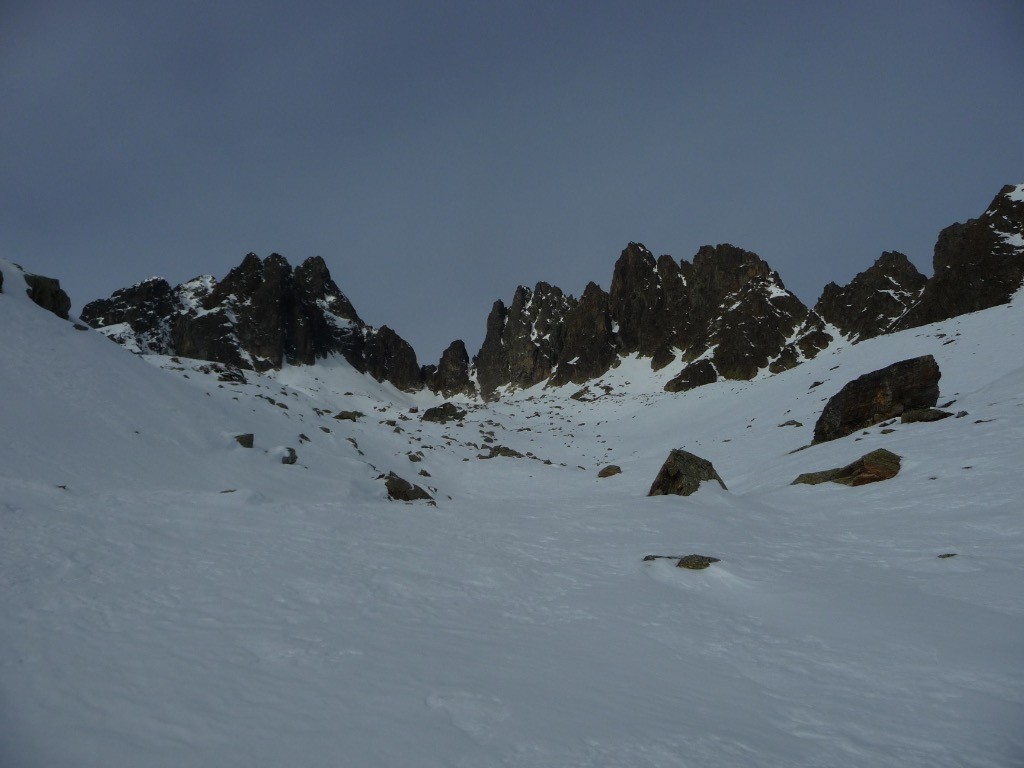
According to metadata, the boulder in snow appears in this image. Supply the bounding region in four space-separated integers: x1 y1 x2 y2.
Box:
792 448 901 487
648 449 727 497
812 356 940 443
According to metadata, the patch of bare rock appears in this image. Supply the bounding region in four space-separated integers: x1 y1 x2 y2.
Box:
643 554 721 570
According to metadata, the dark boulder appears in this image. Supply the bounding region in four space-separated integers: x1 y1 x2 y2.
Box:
792 449 901 486
281 447 298 465
421 402 467 424
333 410 363 421
665 359 717 393
234 433 254 448
812 356 941 443
383 472 433 502
901 408 953 424
643 554 720 569
478 445 524 459
597 464 622 478
24 273 72 320
648 449 728 497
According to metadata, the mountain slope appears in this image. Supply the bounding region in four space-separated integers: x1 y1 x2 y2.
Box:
3 257 1023 767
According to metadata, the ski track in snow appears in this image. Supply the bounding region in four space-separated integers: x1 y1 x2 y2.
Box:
2 260 1023 767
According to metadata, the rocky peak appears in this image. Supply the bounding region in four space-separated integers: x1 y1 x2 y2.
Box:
80 278 180 353
608 242 678 357
689 244 772 309
293 256 360 323
474 281 576 399
425 340 475 398
82 252 423 391
550 281 617 386
363 326 422 392
815 251 926 341
895 184 1024 329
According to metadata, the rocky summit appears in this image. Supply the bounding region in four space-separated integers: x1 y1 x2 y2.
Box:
895 184 1024 329
474 242 832 398
814 251 926 341
82 253 425 392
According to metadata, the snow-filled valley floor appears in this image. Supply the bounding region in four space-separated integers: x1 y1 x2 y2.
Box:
2 262 1023 767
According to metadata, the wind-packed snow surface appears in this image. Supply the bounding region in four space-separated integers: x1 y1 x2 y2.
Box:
2 259 1023 767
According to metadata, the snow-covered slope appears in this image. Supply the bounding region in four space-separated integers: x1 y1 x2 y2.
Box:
2 258 1022 767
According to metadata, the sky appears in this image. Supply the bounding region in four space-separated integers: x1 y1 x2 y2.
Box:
3 0 1022 363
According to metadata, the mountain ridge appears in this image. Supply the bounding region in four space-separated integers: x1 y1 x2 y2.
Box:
74 183 1024 398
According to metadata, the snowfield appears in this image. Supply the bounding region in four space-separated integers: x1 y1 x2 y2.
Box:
2 259 1023 767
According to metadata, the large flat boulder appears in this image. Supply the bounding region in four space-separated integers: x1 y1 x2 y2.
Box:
793 449 901 487
812 356 940 443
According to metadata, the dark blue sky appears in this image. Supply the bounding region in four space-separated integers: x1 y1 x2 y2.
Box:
3 1 1022 361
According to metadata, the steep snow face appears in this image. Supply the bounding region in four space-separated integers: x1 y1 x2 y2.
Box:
3 258 1024 767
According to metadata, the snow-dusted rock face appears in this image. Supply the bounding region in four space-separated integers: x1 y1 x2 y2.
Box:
82 253 425 390
424 339 475 398
896 184 1024 329
814 251 927 342
475 241 824 396
474 281 577 398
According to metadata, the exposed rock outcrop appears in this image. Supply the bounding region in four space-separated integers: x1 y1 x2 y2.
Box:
664 359 717 393
812 356 941 443
814 251 926 341
474 282 575 399
383 472 433 502
901 408 953 424
425 340 475 398
643 554 721 569
363 326 422 392
648 449 727 497
549 282 618 386
82 253 423 391
792 449 901 486
23 273 72 320
421 402 467 424
598 464 622 478
896 184 1024 329
607 243 685 357
475 241 823 396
